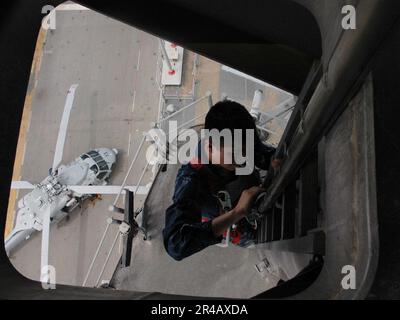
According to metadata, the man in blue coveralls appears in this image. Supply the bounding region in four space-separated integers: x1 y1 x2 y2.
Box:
163 100 280 261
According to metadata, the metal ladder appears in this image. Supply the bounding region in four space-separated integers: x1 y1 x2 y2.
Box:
256 148 324 256
256 61 325 256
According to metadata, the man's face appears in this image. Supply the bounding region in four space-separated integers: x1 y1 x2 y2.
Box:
204 140 241 171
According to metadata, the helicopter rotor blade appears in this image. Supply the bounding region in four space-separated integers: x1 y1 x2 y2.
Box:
10 182 150 196
68 185 150 195
10 181 35 189
52 84 79 173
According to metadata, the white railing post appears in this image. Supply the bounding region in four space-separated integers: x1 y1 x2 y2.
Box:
206 91 213 109
110 135 146 211
159 39 174 74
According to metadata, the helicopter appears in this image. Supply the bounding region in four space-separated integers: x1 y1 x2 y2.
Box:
5 84 124 258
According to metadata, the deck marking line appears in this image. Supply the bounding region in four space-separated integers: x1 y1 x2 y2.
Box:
127 133 132 156
131 90 136 113
136 50 141 71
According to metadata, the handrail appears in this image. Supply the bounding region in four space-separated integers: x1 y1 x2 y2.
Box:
157 92 211 124
111 135 146 209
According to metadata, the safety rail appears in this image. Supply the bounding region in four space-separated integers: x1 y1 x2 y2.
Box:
255 62 324 256
83 91 214 287
156 91 213 140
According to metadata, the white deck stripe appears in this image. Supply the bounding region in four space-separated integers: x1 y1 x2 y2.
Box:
131 90 136 113
127 133 132 156
40 206 51 286
157 88 163 122
136 50 141 71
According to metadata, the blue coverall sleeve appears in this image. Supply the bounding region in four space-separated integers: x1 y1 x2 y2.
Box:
162 172 222 261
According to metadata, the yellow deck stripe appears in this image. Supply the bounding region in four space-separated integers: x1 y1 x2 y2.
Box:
5 28 47 238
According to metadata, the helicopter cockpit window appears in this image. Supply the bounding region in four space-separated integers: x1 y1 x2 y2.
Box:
93 155 101 162
89 164 99 174
88 151 102 162
97 171 107 180
81 154 89 160
97 160 109 171
87 150 99 158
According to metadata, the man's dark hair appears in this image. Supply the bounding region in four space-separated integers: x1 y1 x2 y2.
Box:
204 100 275 170
205 100 256 133
204 100 259 148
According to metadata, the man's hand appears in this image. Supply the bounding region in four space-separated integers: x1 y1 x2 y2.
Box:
212 186 265 237
233 186 265 219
